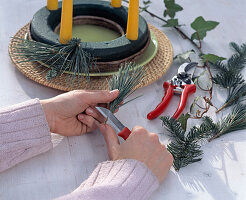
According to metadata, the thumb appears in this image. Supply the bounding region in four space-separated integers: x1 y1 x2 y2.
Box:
99 124 120 160
84 89 119 105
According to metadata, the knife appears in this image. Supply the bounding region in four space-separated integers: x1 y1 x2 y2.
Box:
95 106 132 140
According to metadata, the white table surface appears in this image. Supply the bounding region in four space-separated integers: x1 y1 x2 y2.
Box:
1 0 246 200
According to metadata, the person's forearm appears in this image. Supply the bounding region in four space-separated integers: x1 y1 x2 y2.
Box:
0 99 52 172
57 159 159 200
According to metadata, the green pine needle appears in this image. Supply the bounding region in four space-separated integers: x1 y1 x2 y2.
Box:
212 42 246 76
109 63 145 113
209 104 246 141
219 83 246 111
160 116 215 171
212 42 246 112
12 37 95 81
161 104 246 170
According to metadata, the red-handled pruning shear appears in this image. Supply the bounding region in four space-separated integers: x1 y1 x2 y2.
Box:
96 106 131 140
147 62 197 120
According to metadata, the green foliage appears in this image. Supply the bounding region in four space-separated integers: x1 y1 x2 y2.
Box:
230 42 246 56
163 0 183 18
160 116 215 170
213 71 244 89
13 37 95 81
212 42 246 111
141 0 220 46
174 50 195 63
227 42 246 71
161 116 185 140
177 113 191 131
161 104 246 170
201 53 226 64
109 63 145 112
217 104 246 134
209 104 246 141
191 16 219 41
223 83 246 108
141 0 152 11
162 18 179 27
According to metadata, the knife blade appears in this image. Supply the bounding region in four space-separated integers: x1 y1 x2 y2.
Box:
96 106 131 140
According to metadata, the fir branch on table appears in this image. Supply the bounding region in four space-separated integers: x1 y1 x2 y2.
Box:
12 37 95 81
216 83 246 112
212 42 246 112
213 71 244 89
109 63 145 113
161 104 246 170
208 104 246 141
160 116 215 171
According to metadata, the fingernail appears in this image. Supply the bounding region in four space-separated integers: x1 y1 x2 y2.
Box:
87 107 94 114
110 89 119 94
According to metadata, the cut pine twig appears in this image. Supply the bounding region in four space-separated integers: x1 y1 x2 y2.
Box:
109 63 145 113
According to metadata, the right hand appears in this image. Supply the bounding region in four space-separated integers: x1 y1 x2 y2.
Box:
99 125 173 183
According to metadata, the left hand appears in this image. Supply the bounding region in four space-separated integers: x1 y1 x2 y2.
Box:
40 90 119 136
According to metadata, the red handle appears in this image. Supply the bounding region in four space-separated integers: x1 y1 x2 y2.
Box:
118 127 131 140
147 82 174 120
173 84 196 119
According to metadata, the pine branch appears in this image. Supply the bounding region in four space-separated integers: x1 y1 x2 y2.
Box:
161 103 246 170
167 140 203 170
212 42 246 112
161 104 246 170
109 63 145 113
161 116 186 140
212 42 246 76
12 37 95 81
230 42 246 60
209 104 246 141
160 116 215 170
216 83 246 113
213 72 244 89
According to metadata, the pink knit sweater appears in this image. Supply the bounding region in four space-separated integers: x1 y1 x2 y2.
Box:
0 99 159 200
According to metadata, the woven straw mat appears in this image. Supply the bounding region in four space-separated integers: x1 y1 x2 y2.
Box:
9 23 173 91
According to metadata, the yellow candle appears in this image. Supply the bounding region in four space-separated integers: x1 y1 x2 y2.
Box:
126 0 139 40
47 0 58 11
60 0 73 44
111 0 122 8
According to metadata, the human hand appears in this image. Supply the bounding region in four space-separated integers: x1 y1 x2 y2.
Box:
40 90 119 136
99 125 173 183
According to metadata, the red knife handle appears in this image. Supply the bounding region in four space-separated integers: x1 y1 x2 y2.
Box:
118 127 131 140
173 84 196 119
147 82 174 120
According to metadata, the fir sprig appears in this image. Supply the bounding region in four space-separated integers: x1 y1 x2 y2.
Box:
161 104 246 170
109 63 145 113
212 42 246 112
216 83 246 112
208 104 246 141
160 116 215 170
13 37 95 81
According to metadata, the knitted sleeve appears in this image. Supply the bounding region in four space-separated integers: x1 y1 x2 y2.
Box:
57 159 159 200
0 99 52 172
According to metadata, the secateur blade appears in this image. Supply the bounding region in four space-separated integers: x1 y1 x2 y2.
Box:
178 62 198 78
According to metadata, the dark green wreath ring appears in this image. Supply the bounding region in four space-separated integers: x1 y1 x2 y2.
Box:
30 0 149 62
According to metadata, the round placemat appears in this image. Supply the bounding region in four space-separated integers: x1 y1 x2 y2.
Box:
9 23 173 91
